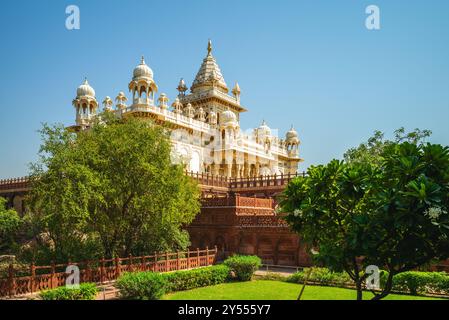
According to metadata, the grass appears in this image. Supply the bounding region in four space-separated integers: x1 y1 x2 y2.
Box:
163 280 445 300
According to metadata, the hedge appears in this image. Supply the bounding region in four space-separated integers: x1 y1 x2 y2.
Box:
116 265 230 299
286 267 352 286
287 267 449 296
164 265 230 292
224 255 262 281
381 271 449 295
116 272 168 300
39 283 98 300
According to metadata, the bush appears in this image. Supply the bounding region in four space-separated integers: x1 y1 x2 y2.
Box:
39 283 98 300
164 265 230 291
116 272 168 300
287 267 449 296
256 272 288 281
381 271 449 295
286 268 351 286
224 255 261 281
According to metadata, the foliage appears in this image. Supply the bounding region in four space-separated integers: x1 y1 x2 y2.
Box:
280 159 376 299
39 283 98 300
280 135 449 300
344 127 432 165
164 265 230 291
224 255 261 281
0 197 21 254
116 271 168 300
286 268 352 286
27 116 201 262
256 271 288 281
380 271 449 296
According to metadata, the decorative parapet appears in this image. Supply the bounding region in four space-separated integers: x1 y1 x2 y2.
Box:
0 177 30 191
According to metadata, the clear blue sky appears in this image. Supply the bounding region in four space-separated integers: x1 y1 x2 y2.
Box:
1 0 449 178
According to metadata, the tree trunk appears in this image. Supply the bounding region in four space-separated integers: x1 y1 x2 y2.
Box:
355 279 363 300
372 271 394 300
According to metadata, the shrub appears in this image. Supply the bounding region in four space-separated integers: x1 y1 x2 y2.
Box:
116 272 168 300
256 272 288 281
289 268 449 296
164 265 230 291
380 271 449 295
286 268 351 286
224 255 261 281
39 283 98 300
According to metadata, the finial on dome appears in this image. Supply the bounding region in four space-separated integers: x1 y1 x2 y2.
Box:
207 39 212 56
140 56 145 64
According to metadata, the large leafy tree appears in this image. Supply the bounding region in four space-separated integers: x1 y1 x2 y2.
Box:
281 138 449 300
27 115 200 262
0 197 21 254
281 160 377 300
344 127 432 165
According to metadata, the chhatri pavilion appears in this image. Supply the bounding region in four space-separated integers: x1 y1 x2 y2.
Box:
70 40 303 178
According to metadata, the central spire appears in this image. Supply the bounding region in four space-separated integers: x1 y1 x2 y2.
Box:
191 39 228 93
207 39 212 56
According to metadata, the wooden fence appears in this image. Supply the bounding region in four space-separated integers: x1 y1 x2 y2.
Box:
0 246 217 298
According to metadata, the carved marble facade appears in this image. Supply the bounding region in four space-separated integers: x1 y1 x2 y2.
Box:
69 41 303 178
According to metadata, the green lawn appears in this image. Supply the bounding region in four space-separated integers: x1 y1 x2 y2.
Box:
163 280 445 300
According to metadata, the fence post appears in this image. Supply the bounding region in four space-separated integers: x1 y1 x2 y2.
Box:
197 248 200 266
50 261 56 289
214 245 218 263
114 257 120 278
128 254 133 272
165 252 169 271
187 249 190 269
206 246 209 266
176 251 180 270
30 262 36 293
100 257 105 284
153 252 157 272
141 256 146 272
8 264 15 297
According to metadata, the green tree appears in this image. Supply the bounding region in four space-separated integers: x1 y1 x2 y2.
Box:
363 142 449 299
344 127 432 165
28 116 200 262
281 141 449 300
280 160 376 300
0 197 21 254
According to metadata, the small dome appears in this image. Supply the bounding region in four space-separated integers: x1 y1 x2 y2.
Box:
257 120 271 136
177 78 187 92
115 91 127 103
220 109 237 125
76 78 95 98
133 56 153 80
286 126 299 143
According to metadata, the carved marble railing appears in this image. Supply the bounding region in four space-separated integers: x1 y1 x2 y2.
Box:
0 172 306 194
186 171 306 189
